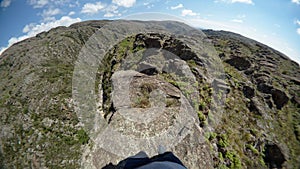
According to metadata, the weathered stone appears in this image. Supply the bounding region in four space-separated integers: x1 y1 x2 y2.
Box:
244 69 254 75
193 56 204 66
271 89 289 109
144 37 162 48
290 78 300 86
257 83 289 109
257 83 273 94
253 73 266 79
163 39 197 61
264 94 274 109
263 144 286 169
225 56 251 71
255 76 270 84
243 85 255 98
191 67 207 81
218 53 225 58
162 59 194 77
137 62 159 75
212 79 230 93
291 95 300 108
248 97 264 115
259 60 277 69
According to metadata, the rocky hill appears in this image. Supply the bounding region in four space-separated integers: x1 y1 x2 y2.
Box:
0 20 299 169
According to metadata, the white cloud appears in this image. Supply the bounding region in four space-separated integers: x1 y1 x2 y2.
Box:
103 5 120 18
297 28 300 35
215 0 254 5
42 8 61 18
69 1 80 7
232 0 254 4
181 9 198 17
104 13 114 17
68 11 75 16
0 16 81 55
23 16 81 35
231 14 246 23
171 3 183 10
81 2 105 14
104 12 120 17
231 19 243 23
112 0 136 8
28 0 49 8
144 3 154 9
294 20 300 36
52 0 70 5
0 0 11 7
292 0 300 4
146 4 154 8
27 0 71 8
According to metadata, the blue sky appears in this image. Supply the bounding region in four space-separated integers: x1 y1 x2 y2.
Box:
0 0 300 64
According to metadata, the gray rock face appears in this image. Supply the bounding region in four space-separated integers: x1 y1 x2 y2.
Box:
144 35 162 48
256 83 289 109
205 29 300 168
212 79 231 93
163 38 198 61
137 62 159 75
248 97 265 115
83 70 213 168
75 21 217 169
257 83 274 94
225 56 251 71
271 88 289 109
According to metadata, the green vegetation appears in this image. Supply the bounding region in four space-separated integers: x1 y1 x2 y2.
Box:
1 24 300 169
39 59 73 85
197 111 206 125
76 128 90 145
225 151 242 168
246 144 259 155
161 73 180 89
217 134 229 148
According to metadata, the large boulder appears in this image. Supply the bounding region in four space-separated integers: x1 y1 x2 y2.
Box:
82 71 213 168
137 62 159 75
212 79 230 94
257 83 273 94
144 36 162 48
263 144 286 169
243 85 255 98
271 89 289 109
257 83 289 109
248 97 264 115
163 38 197 61
225 56 251 71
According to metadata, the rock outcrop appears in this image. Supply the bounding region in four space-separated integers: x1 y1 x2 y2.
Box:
225 56 251 71
0 20 299 169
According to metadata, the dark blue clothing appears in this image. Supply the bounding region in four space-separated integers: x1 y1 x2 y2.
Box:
120 152 186 169
137 161 186 169
102 152 187 169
